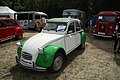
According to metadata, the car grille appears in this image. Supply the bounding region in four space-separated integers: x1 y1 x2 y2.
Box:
99 25 105 32
22 52 32 60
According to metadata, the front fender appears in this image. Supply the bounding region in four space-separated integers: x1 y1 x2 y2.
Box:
15 27 24 35
17 42 25 59
35 45 64 68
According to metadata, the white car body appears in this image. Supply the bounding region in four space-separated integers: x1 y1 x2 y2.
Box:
16 18 86 72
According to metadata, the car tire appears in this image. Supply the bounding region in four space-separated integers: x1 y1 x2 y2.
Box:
15 34 23 40
78 43 85 50
48 52 64 73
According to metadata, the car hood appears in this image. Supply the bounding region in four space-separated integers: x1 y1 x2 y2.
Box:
22 33 64 55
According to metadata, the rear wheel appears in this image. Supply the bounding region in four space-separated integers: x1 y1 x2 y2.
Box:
48 52 64 73
80 43 85 49
15 34 23 40
78 43 85 50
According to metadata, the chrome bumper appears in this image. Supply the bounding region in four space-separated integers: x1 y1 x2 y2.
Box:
93 34 112 38
16 56 47 71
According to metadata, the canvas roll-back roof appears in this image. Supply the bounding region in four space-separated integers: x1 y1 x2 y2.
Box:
47 18 80 23
63 9 84 13
47 18 71 23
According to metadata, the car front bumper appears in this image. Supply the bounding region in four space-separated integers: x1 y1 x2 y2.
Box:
16 56 47 71
93 33 113 38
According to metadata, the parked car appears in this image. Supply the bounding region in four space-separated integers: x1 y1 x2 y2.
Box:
16 18 86 72
62 9 86 30
0 18 24 42
93 11 120 37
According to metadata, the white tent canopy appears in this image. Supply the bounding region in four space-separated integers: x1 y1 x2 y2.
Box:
0 6 16 19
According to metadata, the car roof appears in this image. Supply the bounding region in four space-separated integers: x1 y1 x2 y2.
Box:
98 11 120 16
63 9 84 13
47 18 80 23
16 11 47 15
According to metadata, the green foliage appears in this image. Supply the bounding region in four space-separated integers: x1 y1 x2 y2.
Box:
0 0 120 18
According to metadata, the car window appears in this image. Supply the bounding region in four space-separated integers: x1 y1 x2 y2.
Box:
11 20 18 26
35 15 40 19
41 15 48 19
29 14 33 20
3 20 17 26
80 22 84 29
17 13 29 20
75 21 81 31
67 22 75 34
4 20 13 26
44 22 67 32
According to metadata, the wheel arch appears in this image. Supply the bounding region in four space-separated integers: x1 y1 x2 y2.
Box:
36 45 66 68
15 27 24 35
56 48 67 60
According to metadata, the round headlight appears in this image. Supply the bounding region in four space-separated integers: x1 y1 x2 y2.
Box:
16 42 22 47
38 48 44 54
95 25 96 27
109 26 112 29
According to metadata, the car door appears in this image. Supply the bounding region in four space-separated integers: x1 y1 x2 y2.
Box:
74 21 81 46
4 20 15 38
65 21 77 54
10 20 18 35
0 20 6 40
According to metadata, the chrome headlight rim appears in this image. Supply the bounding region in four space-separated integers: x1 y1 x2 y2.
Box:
109 26 113 29
38 47 44 54
16 42 22 48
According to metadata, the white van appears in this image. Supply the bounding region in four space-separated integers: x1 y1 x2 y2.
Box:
14 11 48 30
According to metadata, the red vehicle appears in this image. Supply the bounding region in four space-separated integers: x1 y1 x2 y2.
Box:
93 11 120 37
0 18 24 42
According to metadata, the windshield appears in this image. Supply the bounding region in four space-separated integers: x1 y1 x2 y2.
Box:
43 22 67 32
63 11 80 18
98 16 115 22
17 13 33 20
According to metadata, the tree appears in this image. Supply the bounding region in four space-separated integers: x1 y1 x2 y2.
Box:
1 0 120 18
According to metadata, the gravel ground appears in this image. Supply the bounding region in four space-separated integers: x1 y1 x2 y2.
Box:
0 30 120 80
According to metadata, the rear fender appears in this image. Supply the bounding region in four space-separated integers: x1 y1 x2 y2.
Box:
80 31 86 45
15 27 24 35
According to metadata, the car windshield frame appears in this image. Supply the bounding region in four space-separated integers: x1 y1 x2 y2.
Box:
98 16 116 22
43 22 67 32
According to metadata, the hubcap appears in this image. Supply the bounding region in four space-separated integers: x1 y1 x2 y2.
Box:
53 56 63 71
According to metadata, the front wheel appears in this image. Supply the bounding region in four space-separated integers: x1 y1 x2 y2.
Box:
48 53 64 73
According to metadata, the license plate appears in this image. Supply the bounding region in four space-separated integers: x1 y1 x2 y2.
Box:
98 32 105 35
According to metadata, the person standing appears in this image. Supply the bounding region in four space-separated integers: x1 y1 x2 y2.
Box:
114 17 120 54
88 18 92 32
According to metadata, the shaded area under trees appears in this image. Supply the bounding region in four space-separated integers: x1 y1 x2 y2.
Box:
0 0 120 18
